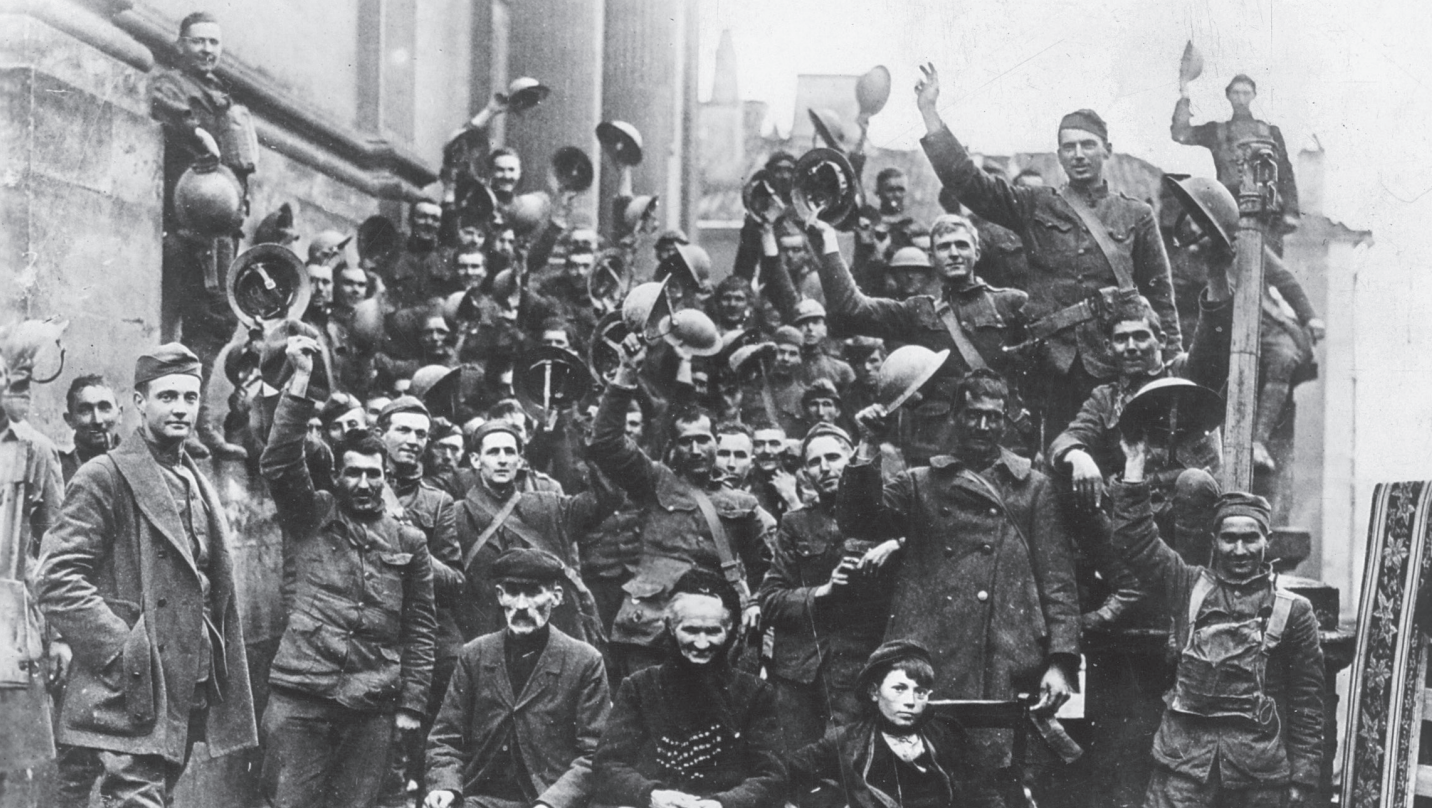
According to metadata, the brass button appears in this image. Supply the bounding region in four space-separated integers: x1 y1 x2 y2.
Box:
981 544 994 555
157 598 168 607
944 547 955 558
939 506 951 516
977 590 989 602
988 508 999 517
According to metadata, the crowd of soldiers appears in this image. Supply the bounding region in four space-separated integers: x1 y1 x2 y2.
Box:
0 10 1334 808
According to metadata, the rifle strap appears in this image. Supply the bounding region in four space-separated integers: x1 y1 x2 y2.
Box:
461 494 521 570
1062 190 1136 290
689 486 752 606
937 301 989 371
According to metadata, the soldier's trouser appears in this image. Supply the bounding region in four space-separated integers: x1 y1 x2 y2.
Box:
90 706 206 807
380 654 457 806
770 655 866 754
262 690 394 808
1254 328 1304 447
1145 766 1287 808
52 743 103 808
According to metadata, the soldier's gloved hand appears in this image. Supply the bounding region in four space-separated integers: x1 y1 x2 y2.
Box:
1031 664 1073 716
194 127 220 159
1286 785 1308 807
805 217 839 256
1064 449 1103 510
395 709 422 733
854 403 894 439
741 603 761 632
424 790 456 808
46 639 72 687
769 469 801 509
857 539 903 573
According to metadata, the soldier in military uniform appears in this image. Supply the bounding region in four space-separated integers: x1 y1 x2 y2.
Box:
914 63 1183 440
589 337 771 678
810 212 1030 465
149 12 254 459
1172 73 1300 250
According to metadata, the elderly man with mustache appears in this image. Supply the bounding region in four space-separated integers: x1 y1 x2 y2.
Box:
425 548 611 808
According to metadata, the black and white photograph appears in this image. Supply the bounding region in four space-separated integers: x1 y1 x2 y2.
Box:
0 1 1427 806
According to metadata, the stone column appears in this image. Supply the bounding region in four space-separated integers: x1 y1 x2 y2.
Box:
504 0 605 228
599 0 698 254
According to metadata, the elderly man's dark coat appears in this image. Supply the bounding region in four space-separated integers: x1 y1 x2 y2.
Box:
426 626 611 808
37 433 258 763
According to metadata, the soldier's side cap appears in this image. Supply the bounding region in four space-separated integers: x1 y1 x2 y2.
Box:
802 378 842 408
491 548 565 585
773 325 803 347
856 639 935 695
470 419 524 452
135 342 202 387
378 395 430 423
1213 492 1271 534
801 422 853 455
320 392 363 424
793 299 827 323
1058 109 1108 142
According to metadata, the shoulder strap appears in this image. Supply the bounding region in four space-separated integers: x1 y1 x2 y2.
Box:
1186 571 1216 628
689 486 750 601
461 494 522 569
1265 588 1295 647
1061 190 1136 290
936 302 989 371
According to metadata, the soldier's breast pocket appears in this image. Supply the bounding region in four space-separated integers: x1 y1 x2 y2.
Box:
1031 211 1077 256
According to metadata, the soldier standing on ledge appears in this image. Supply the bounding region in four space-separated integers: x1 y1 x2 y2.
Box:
149 11 254 459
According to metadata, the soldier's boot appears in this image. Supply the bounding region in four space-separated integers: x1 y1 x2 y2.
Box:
1251 379 1290 473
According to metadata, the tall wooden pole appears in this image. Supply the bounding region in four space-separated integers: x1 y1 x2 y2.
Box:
1220 137 1281 494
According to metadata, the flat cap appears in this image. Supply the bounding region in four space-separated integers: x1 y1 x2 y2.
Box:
855 639 934 696
135 342 202 387
491 548 565 584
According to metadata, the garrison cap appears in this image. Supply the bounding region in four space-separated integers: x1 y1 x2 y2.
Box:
1214 491 1271 534
1058 109 1109 142
135 343 202 387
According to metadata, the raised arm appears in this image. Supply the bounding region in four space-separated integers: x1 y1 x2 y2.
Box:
259 337 327 535
914 63 1034 232
807 218 913 341
588 341 660 506
1107 439 1194 603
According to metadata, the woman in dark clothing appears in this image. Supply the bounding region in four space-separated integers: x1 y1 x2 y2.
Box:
593 569 785 808
786 640 1003 808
